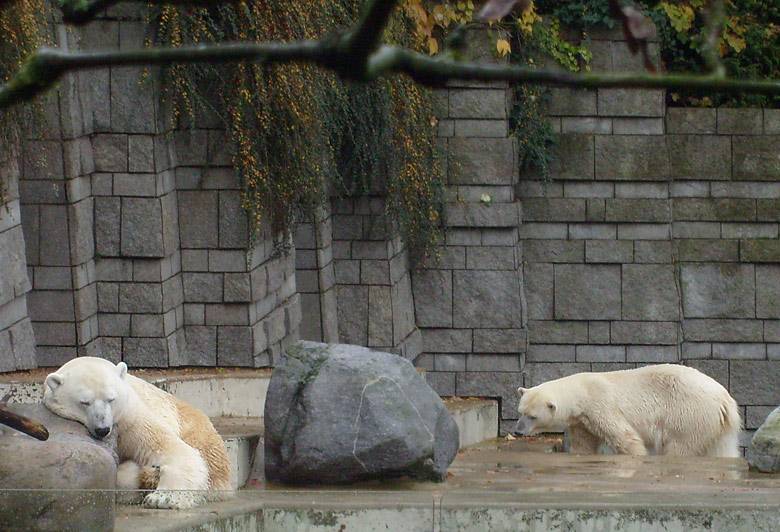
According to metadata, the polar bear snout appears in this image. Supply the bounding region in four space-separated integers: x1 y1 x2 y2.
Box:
86 401 114 440
513 416 535 437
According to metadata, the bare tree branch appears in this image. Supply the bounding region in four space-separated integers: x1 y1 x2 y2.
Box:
3 38 780 110
2 0 780 109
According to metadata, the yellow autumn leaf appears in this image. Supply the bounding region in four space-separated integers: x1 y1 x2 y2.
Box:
496 38 511 57
724 31 746 53
428 37 439 55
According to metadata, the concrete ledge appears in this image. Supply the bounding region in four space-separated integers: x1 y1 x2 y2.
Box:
445 397 498 448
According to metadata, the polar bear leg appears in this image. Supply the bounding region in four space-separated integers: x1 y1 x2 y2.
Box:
586 414 647 456
142 440 210 510
568 423 602 454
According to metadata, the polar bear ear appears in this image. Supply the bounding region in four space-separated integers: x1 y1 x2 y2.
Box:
116 362 128 380
517 387 528 397
45 373 63 393
547 402 557 412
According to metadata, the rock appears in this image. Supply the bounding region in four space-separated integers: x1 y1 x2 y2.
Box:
748 405 780 472
265 341 459 485
6 403 119 463
0 404 117 531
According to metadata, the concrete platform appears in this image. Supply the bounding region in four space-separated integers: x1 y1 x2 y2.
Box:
114 436 780 532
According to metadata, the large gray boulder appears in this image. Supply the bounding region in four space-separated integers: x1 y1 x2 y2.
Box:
265 341 459 485
748 405 780 472
0 404 117 532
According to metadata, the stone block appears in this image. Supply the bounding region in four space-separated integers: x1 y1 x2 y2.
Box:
612 118 664 135
0 227 30 304
626 346 678 363
757 265 780 319
124 337 169 367
466 354 522 372
391 276 415 346
523 240 584 263
453 119 509 137
521 223 568 239
367 286 392 347
634 240 672 263
585 240 633 263
554 264 620 320
611 320 678 345
453 270 523 328
683 319 762 342
91 134 127 172
526 344 575 362
336 285 368 346
524 263 553 320
547 88 597 116
665 108 716 134
93 197 121 257
412 270 452 328
597 89 664 117
465 246 516 270
731 361 780 405
130 313 164 337
128 135 155 173
111 67 155 133
68 198 95 265
614 183 668 199
681 342 711 359
522 198 586 222
721 223 778 239
671 222 721 239
448 137 515 185
473 328 526 354
672 198 755 221
605 199 671 223
360 260 390 285
434 354 466 371
217 326 254 366
563 182 613 198
741 239 780 262
121 197 164 257
561 117 612 134
98 313 130 336
683 359 729 390
576 345 625 362
445 203 520 228
426 371 456 396
718 108 762 135
178 191 218 248
528 320 588 344
33 321 76 346
712 343 766 360
758 199 780 221
523 362 590 387
208 250 246 273
456 371 523 418
449 89 508 119
27 290 75 322
205 304 249 326
421 329 472 354
595 135 670 180
622 264 679 320
219 191 248 249
22 140 64 180
588 321 610 343
173 129 208 167
670 181 709 198
668 135 731 180
733 137 780 181
119 283 163 313
548 134 594 180
38 205 70 266
585 199 607 222
681 264 755 318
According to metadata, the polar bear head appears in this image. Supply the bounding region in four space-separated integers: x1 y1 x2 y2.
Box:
513 385 561 437
43 357 132 440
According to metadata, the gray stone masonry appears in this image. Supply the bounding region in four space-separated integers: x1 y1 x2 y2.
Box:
519 22 780 447
415 26 527 419
332 198 421 361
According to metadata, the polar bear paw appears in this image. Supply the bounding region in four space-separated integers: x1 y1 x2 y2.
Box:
142 490 202 510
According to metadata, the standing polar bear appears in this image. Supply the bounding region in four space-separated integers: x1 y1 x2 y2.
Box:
514 364 741 457
43 357 231 509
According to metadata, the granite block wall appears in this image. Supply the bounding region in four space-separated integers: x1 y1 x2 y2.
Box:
519 26 780 445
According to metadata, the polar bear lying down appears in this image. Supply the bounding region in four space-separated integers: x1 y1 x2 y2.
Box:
514 364 741 457
43 357 231 509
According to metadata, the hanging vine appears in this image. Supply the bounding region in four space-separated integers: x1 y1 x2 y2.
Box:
152 1 443 258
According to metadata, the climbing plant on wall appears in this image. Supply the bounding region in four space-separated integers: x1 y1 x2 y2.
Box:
0 0 45 203
152 1 442 258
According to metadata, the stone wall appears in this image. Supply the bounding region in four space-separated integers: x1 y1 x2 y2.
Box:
14 5 301 369
518 27 780 445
